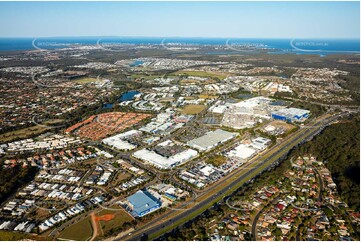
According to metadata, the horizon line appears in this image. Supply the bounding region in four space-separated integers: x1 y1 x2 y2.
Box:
0 36 360 40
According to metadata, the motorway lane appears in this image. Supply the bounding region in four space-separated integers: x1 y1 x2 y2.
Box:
117 114 341 241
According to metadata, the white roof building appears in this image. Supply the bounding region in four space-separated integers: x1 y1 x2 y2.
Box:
102 131 140 151
227 144 257 160
187 129 237 151
133 148 198 170
200 165 215 177
250 137 271 150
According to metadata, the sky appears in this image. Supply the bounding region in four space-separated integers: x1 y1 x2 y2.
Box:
0 1 359 39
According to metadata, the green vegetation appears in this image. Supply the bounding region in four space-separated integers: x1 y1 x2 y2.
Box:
290 101 327 117
207 155 227 167
229 87 254 99
0 231 48 241
112 172 133 186
58 217 93 241
273 91 297 99
160 153 290 240
96 205 137 240
96 207 134 239
74 77 98 84
0 119 64 143
0 163 38 204
130 74 164 80
300 114 360 211
174 70 228 79
159 113 360 240
338 72 360 105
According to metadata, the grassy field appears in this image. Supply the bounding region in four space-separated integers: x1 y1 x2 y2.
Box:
130 74 164 80
111 171 132 186
0 231 33 241
58 217 93 241
174 70 228 79
0 231 49 241
181 105 207 115
97 206 134 236
207 155 227 167
0 119 64 143
74 77 98 84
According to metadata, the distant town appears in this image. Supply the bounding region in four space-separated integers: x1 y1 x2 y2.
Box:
0 39 359 241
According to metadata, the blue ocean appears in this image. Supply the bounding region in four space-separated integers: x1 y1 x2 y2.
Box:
0 37 359 55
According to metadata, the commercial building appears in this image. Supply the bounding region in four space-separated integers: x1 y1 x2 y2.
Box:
125 190 161 217
232 96 273 108
227 144 257 160
249 137 272 151
133 148 198 170
271 108 310 122
187 129 237 151
102 130 141 151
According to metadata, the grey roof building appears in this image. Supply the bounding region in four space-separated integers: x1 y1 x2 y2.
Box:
187 129 237 151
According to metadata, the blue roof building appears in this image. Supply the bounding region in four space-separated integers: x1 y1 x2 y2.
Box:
126 190 161 217
271 108 310 122
164 193 177 201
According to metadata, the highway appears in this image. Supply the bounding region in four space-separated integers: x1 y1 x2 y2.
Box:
116 112 344 241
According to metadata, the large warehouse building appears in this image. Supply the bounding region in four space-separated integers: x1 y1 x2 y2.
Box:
187 129 238 151
133 148 198 170
125 190 161 217
271 108 310 122
227 144 257 160
102 130 142 151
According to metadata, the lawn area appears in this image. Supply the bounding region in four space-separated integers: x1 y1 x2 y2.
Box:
207 155 227 167
74 77 98 84
58 217 93 241
181 105 207 115
174 70 229 79
111 171 133 186
0 119 64 143
0 231 49 241
97 206 134 236
0 230 50 241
